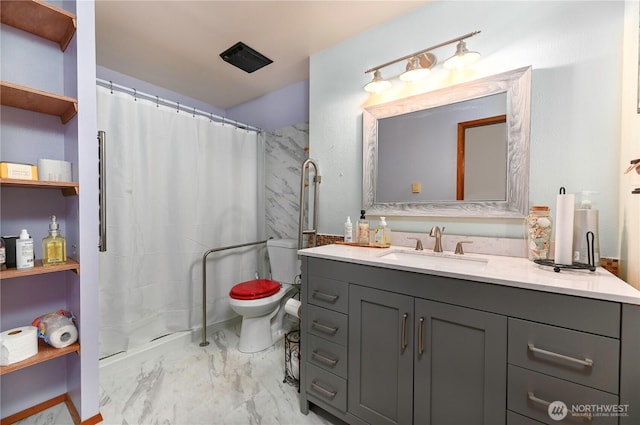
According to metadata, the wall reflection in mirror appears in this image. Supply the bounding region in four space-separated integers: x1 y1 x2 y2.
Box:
363 67 531 218
376 93 507 202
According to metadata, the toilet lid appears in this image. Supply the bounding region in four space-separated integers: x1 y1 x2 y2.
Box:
229 279 281 300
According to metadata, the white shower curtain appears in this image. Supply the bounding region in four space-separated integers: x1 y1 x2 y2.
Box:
97 86 262 358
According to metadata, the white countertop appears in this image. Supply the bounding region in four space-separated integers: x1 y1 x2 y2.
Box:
298 244 640 305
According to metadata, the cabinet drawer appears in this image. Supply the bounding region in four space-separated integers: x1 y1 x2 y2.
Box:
507 410 545 425
307 305 348 346
508 318 619 394
508 365 619 425
307 334 347 378
306 363 347 413
308 275 348 313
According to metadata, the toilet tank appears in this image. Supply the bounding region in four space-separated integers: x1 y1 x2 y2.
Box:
267 239 300 284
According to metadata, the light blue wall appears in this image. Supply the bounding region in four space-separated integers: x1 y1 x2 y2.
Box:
309 0 624 257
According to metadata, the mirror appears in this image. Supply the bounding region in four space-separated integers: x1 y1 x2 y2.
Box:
363 66 531 218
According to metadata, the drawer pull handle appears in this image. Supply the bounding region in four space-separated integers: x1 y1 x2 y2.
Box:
528 392 592 422
311 381 337 399
418 317 425 355
528 343 594 367
401 313 408 352
312 320 338 335
312 350 338 367
313 290 339 303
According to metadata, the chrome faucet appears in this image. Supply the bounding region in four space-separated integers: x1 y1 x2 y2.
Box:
429 226 445 253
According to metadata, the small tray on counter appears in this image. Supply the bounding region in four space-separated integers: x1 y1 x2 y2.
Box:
335 241 390 249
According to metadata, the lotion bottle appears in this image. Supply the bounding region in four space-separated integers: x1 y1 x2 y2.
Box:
344 216 353 243
42 215 67 266
16 229 34 270
357 210 370 245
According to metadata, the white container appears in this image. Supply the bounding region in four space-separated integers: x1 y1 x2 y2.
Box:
344 216 353 242
16 229 34 269
38 159 72 182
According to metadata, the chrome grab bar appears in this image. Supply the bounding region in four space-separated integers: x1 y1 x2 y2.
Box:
200 239 269 346
98 131 107 252
298 158 321 250
528 343 594 367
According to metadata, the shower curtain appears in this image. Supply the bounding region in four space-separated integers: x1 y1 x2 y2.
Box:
97 86 263 358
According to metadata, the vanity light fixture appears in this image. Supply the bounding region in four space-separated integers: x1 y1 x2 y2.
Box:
364 30 481 93
364 69 393 93
443 39 481 70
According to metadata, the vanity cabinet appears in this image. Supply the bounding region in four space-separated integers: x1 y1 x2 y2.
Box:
299 255 640 425
347 285 506 425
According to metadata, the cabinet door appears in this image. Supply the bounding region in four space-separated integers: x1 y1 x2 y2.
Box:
348 285 414 425
414 299 507 425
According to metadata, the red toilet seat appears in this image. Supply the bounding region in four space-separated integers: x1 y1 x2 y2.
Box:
229 279 281 300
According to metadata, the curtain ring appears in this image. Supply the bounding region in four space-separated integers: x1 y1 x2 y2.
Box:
177 102 180 113
193 107 196 118
156 96 159 108
133 88 137 101
109 81 113 94
222 117 226 126
209 112 213 123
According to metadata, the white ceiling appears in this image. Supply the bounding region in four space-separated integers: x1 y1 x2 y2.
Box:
95 1 429 110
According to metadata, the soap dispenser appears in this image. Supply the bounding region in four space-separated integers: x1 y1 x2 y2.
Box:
357 210 370 245
42 215 67 266
374 216 391 247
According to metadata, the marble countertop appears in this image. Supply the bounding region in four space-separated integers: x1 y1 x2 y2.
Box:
298 244 640 305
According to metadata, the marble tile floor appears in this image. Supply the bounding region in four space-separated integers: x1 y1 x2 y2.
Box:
16 322 343 425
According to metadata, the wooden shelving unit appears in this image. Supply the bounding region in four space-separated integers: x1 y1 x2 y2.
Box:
0 81 78 124
0 340 80 376
0 259 80 279
0 0 76 51
0 178 79 196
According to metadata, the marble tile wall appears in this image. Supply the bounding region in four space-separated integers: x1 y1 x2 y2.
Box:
264 123 309 240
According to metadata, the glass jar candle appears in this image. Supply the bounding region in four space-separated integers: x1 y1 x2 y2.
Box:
526 206 552 261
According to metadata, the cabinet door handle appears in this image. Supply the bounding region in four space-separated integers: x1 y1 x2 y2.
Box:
312 290 339 303
312 320 338 335
528 343 594 367
312 350 338 367
528 392 592 422
311 381 337 399
418 317 425 355
401 313 408 352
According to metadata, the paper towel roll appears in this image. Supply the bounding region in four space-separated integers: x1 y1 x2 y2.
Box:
0 326 38 366
554 189 575 265
284 298 301 319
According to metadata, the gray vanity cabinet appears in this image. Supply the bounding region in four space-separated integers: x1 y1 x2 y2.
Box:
347 285 506 425
348 285 414 425
299 255 640 425
413 299 507 425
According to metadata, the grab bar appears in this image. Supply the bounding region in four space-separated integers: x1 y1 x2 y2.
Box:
298 158 321 250
98 131 107 252
200 239 269 347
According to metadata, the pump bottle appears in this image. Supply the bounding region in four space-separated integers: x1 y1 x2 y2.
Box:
357 210 370 245
344 216 353 243
42 215 67 266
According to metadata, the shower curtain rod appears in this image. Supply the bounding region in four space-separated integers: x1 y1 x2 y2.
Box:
96 78 261 133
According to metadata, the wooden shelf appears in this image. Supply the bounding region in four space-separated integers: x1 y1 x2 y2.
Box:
0 81 78 124
0 340 80 375
0 178 78 196
0 259 79 280
0 0 76 51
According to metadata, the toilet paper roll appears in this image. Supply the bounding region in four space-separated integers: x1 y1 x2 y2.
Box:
554 190 575 265
284 299 301 319
33 313 78 348
0 326 38 366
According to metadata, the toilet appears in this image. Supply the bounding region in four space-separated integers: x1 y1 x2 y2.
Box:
229 238 300 353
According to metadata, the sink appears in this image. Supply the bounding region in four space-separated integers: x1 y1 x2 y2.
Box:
378 250 488 272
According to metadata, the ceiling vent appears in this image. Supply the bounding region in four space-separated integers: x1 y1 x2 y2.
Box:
219 42 273 73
